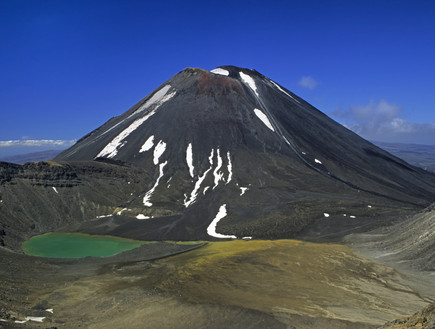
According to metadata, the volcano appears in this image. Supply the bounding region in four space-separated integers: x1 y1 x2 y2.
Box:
2 66 435 247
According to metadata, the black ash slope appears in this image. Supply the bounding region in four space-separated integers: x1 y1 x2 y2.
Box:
2 66 435 247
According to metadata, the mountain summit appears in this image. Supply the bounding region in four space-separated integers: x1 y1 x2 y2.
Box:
2 66 435 245
53 66 435 241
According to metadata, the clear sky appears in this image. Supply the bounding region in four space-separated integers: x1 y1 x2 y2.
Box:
1 0 435 156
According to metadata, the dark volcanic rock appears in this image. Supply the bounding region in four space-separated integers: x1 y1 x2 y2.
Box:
2 66 435 248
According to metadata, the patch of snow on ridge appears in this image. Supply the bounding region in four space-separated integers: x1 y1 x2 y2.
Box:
324 213 330 217
96 214 111 219
96 88 175 159
52 186 58 194
186 143 194 177
226 151 232 184
211 68 229 76
117 208 127 215
203 186 210 194
45 309 53 314
207 204 237 239
153 140 166 165
239 72 259 97
136 214 150 220
97 113 157 159
133 85 172 116
270 80 300 104
240 187 249 196
26 316 46 323
143 161 167 206
254 108 275 132
140 135 155 153
213 149 224 189
315 159 322 164
184 149 214 207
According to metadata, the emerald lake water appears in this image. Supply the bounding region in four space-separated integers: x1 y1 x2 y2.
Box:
22 232 145 258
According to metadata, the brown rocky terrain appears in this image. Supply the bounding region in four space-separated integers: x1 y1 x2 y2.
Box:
379 303 435 329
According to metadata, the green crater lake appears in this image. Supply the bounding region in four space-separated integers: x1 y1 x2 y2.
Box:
22 232 146 258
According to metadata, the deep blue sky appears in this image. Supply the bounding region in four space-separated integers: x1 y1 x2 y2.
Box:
1 0 435 156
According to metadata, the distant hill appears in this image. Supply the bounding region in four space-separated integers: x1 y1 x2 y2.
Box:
0 150 62 164
374 142 435 172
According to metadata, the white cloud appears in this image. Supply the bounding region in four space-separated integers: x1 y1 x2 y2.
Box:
331 100 435 144
0 139 76 148
298 76 318 90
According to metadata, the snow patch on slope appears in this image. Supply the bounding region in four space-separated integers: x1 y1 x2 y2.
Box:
153 140 166 165
184 149 214 207
52 186 58 194
240 187 249 196
211 68 229 76
140 135 155 153
270 80 301 104
254 108 275 132
186 143 194 177
96 87 175 159
143 161 167 207
239 72 259 97
207 204 237 239
213 149 224 189
133 85 172 116
226 151 232 184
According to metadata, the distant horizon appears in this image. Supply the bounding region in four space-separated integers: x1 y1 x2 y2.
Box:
2 137 435 159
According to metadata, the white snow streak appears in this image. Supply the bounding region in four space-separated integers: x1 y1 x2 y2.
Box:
315 159 322 164
242 236 252 240
140 135 155 153
45 309 53 314
203 186 210 194
184 150 214 207
96 214 111 219
239 72 259 97
368 205 372 208
323 213 330 217
186 143 194 177
153 140 166 165
211 68 229 76
350 215 356 218
97 113 155 158
226 151 232 184
254 108 275 131
117 208 127 215
133 85 172 116
270 80 300 104
240 187 249 196
15 316 46 323
26 316 45 322
136 214 150 220
143 161 167 207
97 87 175 159
213 149 224 189
52 186 58 194
207 204 237 239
